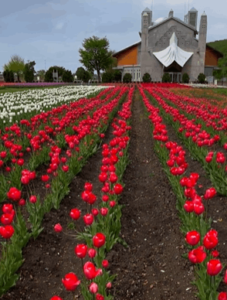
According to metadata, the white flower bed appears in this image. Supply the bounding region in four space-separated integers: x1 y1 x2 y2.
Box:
0 85 109 124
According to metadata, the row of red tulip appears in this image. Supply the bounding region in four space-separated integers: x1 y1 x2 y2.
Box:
138 85 227 300
51 88 134 299
0 86 131 295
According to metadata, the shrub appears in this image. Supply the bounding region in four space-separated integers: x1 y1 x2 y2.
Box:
113 70 122 82
182 73 190 83
142 72 151 83
198 73 206 84
123 73 132 83
102 72 113 83
162 73 171 83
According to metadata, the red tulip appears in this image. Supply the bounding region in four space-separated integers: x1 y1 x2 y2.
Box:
93 232 106 248
185 231 200 246
83 262 102 280
0 225 14 239
109 173 118 183
99 172 107 183
102 195 109 202
211 250 219 258
183 201 194 213
18 198 26 206
106 282 112 289
7 187 21 201
83 214 94 226
84 182 93 192
193 201 205 215
17 159 24 166
204 187 216 200
50 296 63 300
188 246 206 264
110 201 116 207
96 294 104 300
88 248 96 258
91 208 99 216
224 270 227 284
1 213 14 225
87 193 97 205
207 259 222 276
41 175 49 182
62 272 80 291
2 204 13 214
203 229 218 250
100 207 108 216
89 282 98 294
74 244 87 259
70 208 80 220
218 292 227 300
62 165 69 172
102 259 109 268
54 223 63 232
29 195 37 204
113 183 123 195
21 175 30 185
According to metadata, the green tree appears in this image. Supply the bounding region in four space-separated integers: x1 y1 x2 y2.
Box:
113 70 122 82
79 36 113 83
142 72 151 83
102 71 113 83
3 70 14 82
44 66 66 82
4 55 25 82
24 61 36 82
162 73 171 83
198 73 206 83
75 67 92 82
36 69 46 81
62 70 74 82
182 73 190 83
123 73 132 83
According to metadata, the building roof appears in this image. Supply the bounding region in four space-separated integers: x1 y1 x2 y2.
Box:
147 16 198 34
143 7 151 11
190 7 198 12
113 41 141 56
206 44 224 57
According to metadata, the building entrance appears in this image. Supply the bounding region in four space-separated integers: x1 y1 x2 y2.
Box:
168 72 182 83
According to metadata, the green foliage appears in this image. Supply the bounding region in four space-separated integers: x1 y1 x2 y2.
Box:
3 70 14 82
62 70 74 82
182 72 190 83
44 66 66 82
75 67 91 82
162 73 171 83
142 72 151 83
24 61 36 82
198 73 206 83
113 69 122 82
102 71 113 83
207 40 227 55
123 73 132 83
36 69 45 81
4 55 25 81
79 36 113 82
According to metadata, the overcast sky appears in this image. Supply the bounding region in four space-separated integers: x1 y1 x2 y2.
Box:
0 0 226 74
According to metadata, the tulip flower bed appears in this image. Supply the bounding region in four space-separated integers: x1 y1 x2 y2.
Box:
0 85 130 296
0 85 108 128
1 83 227 300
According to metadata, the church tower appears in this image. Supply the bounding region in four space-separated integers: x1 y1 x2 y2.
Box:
198 12 207 72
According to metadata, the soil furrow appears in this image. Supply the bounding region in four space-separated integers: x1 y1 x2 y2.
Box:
109 89 196 300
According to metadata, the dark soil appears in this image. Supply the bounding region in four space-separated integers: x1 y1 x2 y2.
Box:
3 87 227 300
109 90 196 300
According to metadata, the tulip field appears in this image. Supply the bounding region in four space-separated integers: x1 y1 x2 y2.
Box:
0 84 227 300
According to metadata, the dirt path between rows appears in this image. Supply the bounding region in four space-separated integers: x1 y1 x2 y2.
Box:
109 89 196 300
